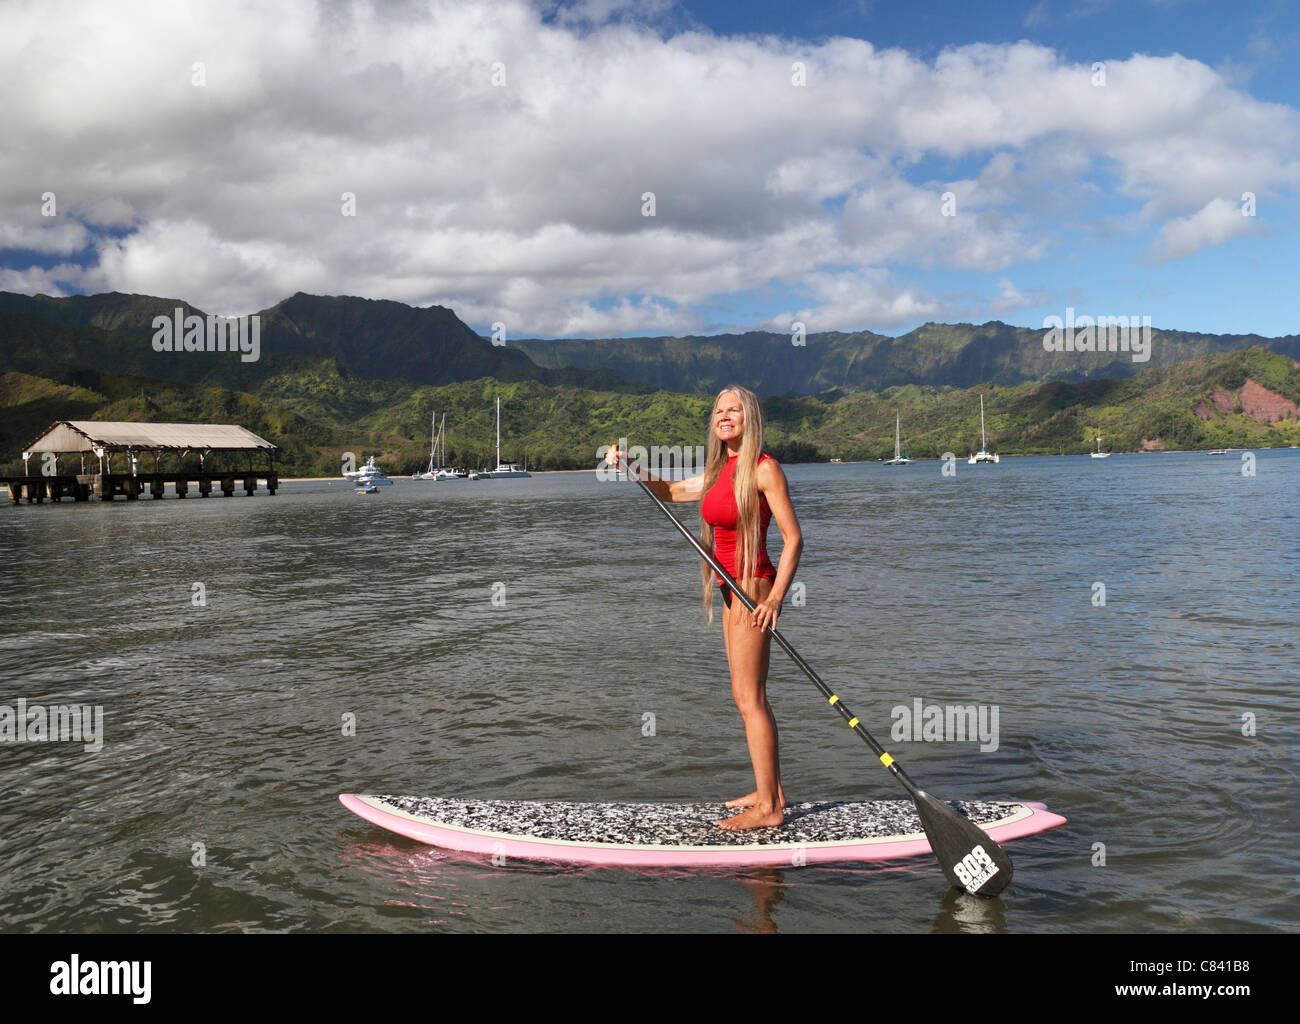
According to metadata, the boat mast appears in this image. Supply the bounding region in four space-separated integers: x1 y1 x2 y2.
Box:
895 411 901 459
980 394 987 450
496 397 501 468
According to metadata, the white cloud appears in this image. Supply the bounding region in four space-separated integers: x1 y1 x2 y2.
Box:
0 1 1295 333
0 263 84 296
0 217 91 256
1024 2 1050 29
81 219 327 316
550 0 679 27
1148 197 1264 263
989 278 1048 313
537 296 698 338
836 177 1042 271
767 269 940 332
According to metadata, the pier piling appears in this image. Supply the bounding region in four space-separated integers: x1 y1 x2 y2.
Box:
1 471 278 505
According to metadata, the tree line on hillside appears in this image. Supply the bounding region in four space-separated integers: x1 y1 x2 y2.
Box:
3 346 1297 478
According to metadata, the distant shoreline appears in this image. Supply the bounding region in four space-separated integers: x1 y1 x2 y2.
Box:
280 468 598 482
275 446 1300 482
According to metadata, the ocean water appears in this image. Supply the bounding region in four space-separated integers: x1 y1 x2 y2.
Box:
0 450 1295 933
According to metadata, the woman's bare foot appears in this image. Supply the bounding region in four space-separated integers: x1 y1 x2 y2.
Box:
725 789 787 809
717 804 785 831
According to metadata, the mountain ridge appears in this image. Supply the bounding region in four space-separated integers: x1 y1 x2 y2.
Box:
4 346 1297 477
5 289 1297 398
506 319 1300 395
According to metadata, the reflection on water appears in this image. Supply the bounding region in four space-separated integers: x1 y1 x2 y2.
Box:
730 868 788 934
931 886 1008 934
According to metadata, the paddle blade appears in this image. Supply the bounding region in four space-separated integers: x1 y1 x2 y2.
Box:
913 790 1014 898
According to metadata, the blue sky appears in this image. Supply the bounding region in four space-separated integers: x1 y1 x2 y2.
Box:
1 0 1296 339
679 0 1296 106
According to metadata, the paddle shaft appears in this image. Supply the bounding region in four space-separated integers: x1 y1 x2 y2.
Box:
617 458 923 800
615 455 1017 896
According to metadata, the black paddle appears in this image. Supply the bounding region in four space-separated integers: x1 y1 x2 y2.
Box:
614 455 1014 898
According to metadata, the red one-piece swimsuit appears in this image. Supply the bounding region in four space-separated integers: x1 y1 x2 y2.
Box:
701 452 777 602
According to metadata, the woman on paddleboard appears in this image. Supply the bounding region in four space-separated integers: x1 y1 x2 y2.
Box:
606 385 803 831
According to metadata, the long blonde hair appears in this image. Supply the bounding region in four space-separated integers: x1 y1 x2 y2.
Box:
700 385 765 625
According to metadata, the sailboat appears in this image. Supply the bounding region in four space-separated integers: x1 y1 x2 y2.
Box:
1090 434 1111 459
413 413 440 480
967 394 1000 464
483 397 531 478
884 411 912 466
413 413 465 480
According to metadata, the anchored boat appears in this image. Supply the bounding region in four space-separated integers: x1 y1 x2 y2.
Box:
483 397 531 478
968 395 999 464
884 411 912 466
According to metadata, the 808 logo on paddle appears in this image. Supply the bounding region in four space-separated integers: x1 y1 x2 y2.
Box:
953 844 999 892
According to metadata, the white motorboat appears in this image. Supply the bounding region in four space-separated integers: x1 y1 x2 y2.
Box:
967 394 1000 464
350 455 394 486
884 411 912 466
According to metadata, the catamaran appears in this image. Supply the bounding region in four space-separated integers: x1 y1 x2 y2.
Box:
884 411 912 466
967 394 1000 464
413 413 465 480
1090 434 1111 459
480 397 531 478
412 412 439 480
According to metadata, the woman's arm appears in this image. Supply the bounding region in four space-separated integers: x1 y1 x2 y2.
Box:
603 443 704 503
751 458 803 629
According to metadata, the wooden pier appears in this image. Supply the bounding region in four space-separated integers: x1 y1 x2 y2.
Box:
3 472 279 504
7 420 281 507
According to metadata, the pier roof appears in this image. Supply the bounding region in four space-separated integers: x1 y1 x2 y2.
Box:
22 421 277 455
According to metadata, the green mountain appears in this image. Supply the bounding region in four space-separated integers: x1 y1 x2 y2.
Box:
0 290 644 395
4 339 1297 477
780 346 1300 460
3 289 1296 476
6 290 1297 401
508 320 1300 395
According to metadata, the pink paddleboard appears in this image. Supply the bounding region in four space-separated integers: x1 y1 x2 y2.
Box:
340 793 1066 868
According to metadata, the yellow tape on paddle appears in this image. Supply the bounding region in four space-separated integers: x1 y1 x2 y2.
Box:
880 753 895 767
828 695 839 705
848 717 859 728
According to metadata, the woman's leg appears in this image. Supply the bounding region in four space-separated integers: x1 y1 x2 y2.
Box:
718 578 784 830
723 581 787 810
